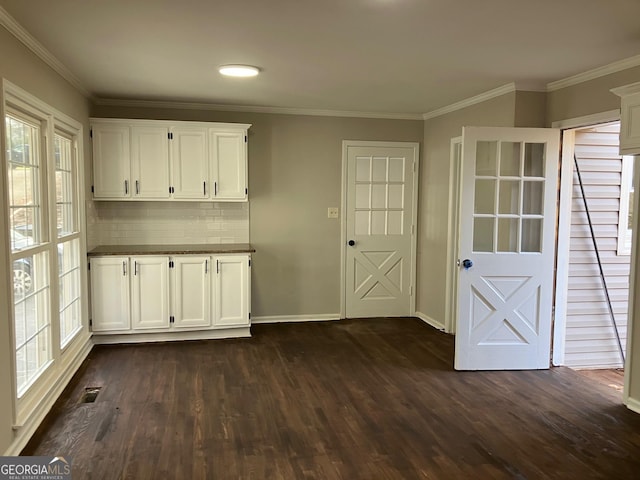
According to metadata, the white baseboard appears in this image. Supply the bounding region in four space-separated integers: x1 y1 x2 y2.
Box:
5 337 93 456
415 312 446 331
92 327 251 344
625 396 640 415
251 314 341 324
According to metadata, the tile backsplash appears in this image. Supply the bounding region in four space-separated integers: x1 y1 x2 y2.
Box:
86 201 249 249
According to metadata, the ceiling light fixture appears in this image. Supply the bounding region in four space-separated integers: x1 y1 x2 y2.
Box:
218 65 260 77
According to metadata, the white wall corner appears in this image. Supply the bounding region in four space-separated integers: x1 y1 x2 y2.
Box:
625 396 640 415
415 312 446 332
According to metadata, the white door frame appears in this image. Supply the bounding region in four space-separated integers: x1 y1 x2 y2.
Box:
444 136 462 334
340 140 420 319
551 109 621 367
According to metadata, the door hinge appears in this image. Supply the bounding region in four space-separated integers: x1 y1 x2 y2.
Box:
88 261 91 271
248 258 251 267
89 319 93 327
249 312 251 320
89 129 92 139
244 135 247 143
245 187 248 195
91 185 94 193
170 316 175 324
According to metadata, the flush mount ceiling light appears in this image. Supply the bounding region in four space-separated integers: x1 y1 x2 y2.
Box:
218 65 260 77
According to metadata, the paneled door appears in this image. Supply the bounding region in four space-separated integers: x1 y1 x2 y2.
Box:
344 142 418 318
455 127 559 370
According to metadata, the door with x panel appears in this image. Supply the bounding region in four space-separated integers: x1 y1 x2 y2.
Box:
455 127 559 370
345 143 417 318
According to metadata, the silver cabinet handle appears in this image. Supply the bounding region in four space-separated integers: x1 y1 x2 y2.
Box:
203 181 207 196
205 259 208 274
122 261 127 276
214 181 217 196
124 180 129 195
135 180 139 195
134 261 138 275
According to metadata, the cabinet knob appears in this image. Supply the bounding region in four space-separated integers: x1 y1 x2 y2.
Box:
348 240 356 246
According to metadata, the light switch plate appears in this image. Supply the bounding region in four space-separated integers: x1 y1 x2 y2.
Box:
328 207 339 219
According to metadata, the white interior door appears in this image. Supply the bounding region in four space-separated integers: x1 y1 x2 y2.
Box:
455 127 559 370
344 142 418 318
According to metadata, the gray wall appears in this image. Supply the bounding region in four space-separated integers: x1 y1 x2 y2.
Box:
417 92 516 324
90 105 424 318
0 26 90 454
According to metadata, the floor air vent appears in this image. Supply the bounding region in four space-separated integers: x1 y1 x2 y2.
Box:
80 387 101 403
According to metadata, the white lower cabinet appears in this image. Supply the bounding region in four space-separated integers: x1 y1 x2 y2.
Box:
90 253 250 339
215 255 250 327
172 256 211 329
131 256 170 330
90 256 131 331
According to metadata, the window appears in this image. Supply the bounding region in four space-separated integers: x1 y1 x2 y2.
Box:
618 156 635 255
55 133 82 347
4 82 86 408
6 112 52 396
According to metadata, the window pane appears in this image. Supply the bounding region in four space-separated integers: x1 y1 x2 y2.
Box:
524 143 545 177
498 180 520 215
523 181 544 215
521 219 542 253
6 115 42 250
59 239 82 347
55 134 75 236
474 179 496 214
476 141 497 176
473 217 494 252
500 142 521 176
13 251 51 397
497 218 519 253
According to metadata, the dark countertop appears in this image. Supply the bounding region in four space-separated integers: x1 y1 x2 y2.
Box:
88 243 255 256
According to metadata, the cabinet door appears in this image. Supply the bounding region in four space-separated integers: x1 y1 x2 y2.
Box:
214 255 250 327
90 257 130 331
172 256 211 328
210 130 247 200
171 127 209 199
131 256 170 329
131 126 170 199
92 124 131 198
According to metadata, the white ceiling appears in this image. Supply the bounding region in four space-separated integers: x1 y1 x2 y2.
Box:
1 0 640 116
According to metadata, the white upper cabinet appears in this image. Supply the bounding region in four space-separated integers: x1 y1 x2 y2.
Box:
92 124 130 198
91 118 250 202
211 130 248 201
131 126 171 199
171 127 209 199
613 82 640 155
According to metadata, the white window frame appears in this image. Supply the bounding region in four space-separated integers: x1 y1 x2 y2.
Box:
3 80 89 426
618 155 635 255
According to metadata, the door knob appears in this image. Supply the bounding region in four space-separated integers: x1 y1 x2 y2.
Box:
462 259 473 270
348 240 356 246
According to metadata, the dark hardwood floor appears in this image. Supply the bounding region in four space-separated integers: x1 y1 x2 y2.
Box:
23 318 640 479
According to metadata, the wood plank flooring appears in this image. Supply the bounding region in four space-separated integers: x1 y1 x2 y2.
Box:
23 318 640 479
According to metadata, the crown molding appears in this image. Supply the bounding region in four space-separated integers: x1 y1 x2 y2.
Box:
92 97 424 121
0 6 91 98
422 83 516 120
611 80 640 98
547 54 640 92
